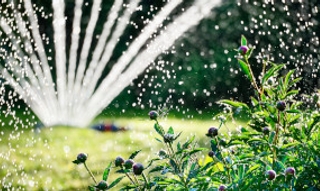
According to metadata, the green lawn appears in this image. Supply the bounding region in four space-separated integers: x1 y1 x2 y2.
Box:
0 116 245 190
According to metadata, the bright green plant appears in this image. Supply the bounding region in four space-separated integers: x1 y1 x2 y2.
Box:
73 36 320 190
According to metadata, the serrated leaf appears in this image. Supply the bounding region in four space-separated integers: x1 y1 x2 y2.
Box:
109 176 125 189
241 35 247 46
218 99 249 110
102 162 112 181
238 59 252 81
129 150 141 159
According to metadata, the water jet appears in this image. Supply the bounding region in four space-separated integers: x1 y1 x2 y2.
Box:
0 0 221 127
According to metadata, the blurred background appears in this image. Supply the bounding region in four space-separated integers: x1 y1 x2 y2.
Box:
1 0 320 120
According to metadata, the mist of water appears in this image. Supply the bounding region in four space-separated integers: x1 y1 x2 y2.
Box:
0 0 221 127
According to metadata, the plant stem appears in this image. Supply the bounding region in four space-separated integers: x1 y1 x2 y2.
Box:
83 162 97 184
214 137 232 183
142 172 149 189
272 112 281 169
123 169 136 185
244 57 261 98
133 175 142 190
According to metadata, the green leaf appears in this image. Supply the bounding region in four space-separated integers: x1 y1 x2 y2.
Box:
182 136 195 149
247 138 268 144
247 48 254 58
286 109 301 114
261 64 284 85
281 142 300 150
167 126 174 135
210 139 218 152
174 131 182 140
241 35 247 46
154 123 165 136
88 186 95 191
188 148 206 156
109 176 125 189
288 77 302 88
72 160 81 165
228 140 246 146
268 131 276 144
238 59 252 81
169 159 179 173
148 165 165 174
102 162 112 181
129 150 141 159
217 99 249 110
284 69 295 88
246 164 260 175
284 90 299 98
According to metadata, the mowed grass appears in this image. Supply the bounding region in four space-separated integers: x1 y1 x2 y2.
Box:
0 116 246 190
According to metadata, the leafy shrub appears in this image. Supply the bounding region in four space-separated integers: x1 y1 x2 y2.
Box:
74 36 320 190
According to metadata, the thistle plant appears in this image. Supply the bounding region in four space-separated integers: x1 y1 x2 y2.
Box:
73 36 320 190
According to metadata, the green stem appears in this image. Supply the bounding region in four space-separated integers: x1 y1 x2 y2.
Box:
260 59 267 96
133 175 142 190
83 162 97 184
272 112 281 169
214 137 232 183
244 57 261 98
142 172 149 189
121 167 135 185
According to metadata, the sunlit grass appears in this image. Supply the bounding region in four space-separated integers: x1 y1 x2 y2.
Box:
0 116 246 190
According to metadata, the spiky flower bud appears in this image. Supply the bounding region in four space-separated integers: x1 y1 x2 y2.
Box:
276 101 286 111
208 151 215 158
285 167 295 176
238 45 249 55
132 163 144 175
124 159 134 169
76 153 88 163
262 127 270 135
266 170 276 180
115 156 124 167
219 184 227 191
149 111 159 120
163 133 175 143
95 180 108 190
206 127 218 138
